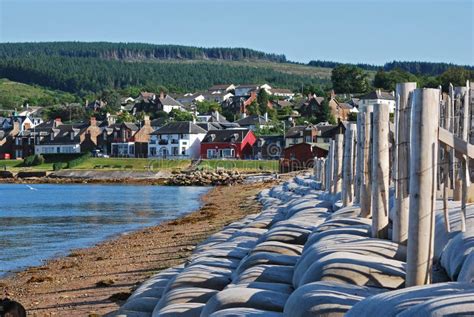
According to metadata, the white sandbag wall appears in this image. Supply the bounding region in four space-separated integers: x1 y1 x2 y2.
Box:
112 82 473 317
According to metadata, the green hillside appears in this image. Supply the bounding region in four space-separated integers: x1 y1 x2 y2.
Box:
0 79 77 110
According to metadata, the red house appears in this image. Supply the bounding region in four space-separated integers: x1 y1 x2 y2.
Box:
200 129 257 159
280 142 328 172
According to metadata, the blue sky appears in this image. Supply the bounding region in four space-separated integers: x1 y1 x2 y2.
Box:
0 0 472 65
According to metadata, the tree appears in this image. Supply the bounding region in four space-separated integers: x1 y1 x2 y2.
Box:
169 108 193 121
100 89 122 112
246 100 260 115
438 67 473 91
373 69 418 91
331 65 370 93
196 100 222 114
44 104 89 122
257 88 270 114
116 111 135 123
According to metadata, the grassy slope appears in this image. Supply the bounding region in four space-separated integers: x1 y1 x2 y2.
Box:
0 78 73 110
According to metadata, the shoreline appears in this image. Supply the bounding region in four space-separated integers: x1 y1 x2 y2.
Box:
0 186 211 279
0 180 277 316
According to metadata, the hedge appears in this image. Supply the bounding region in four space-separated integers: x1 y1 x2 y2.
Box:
66 153 91 169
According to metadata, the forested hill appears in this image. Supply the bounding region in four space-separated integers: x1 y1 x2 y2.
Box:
308 60 474 76
0 42 287 62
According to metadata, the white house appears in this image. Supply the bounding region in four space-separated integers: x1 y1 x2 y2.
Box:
358 89 396 113
159 93 185 113
269 88 295 99
148 121 207 159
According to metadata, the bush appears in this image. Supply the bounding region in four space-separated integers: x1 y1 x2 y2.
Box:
23 154 45 166
66 153 91 169
53 162 65 171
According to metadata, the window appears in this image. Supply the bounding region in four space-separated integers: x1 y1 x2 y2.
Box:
181 147 187 155
150 147 157 156
305 136 312 143
221 148 234 158
207 149 217 158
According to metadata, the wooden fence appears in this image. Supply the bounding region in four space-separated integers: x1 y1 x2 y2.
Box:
313 81 472 287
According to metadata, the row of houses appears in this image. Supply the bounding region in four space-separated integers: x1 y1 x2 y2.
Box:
0 112 344 162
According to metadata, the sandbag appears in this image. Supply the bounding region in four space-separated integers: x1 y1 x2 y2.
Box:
345 282 474 317
283 281 384 317
153 302 204 317
233 265 294 285
209 308 283 317
440 231 474 281
298 252 405 289
200 287 289 316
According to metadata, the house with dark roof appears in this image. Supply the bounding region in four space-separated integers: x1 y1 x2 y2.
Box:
200 129 257 159
284 125 318 148
252 135 285 160
208 84 235 94
100 116 153 157
315 121 345 143
33 117 102 155
132 92 185 114
359 89 396 113
298 94 325 117
148 121 207 159
235 114 271 131
281 143 328 172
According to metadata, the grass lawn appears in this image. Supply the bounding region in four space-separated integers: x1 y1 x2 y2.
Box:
0 160 55 172
73 157 191 171
198 159 279 172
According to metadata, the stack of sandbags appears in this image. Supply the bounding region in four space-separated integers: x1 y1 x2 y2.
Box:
152 214 269 316
200 177 332 316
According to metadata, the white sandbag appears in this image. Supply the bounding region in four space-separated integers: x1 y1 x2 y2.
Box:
293 238 407 287
114 310 152 317
153 302 204 317
154 287 217 311
305 226 371 246
439 231 474 281
345 282 474 317
283 281 384 317
233 265 293 285
200 287 289 316
397 290 474 317
226 282 294 294
298 252 405 289
458 252 474 283
235 252 299 277
251 241 303 256
313 218 372 233
166 271 231 291
120 297 160 313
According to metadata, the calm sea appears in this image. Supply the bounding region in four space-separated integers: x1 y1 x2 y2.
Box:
0 184 210 277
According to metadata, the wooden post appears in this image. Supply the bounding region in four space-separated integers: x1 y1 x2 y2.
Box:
443 93 451 233
393 82 417 244
320 158 326 190
327 140 335 194
355 115 362 204
456 84 470 232
406 88 440 286
333 134 344 194
343 124 357 206
360 105 374 218
371 103 390 239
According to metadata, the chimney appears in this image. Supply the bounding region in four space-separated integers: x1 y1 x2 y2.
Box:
264 112 268 122
215 110 220 122
90 117 97 127
377 88 381 97
144 115 150 127
160 91 165 99
192 116 196 124
330 90 336 99
54 118 62 128
241 112 247 119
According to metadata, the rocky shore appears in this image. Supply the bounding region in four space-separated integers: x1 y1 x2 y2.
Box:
166 170 245 186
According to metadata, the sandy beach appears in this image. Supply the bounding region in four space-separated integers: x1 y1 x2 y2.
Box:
0 181 276 316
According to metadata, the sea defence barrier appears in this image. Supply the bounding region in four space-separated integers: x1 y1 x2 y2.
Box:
111 83 474 316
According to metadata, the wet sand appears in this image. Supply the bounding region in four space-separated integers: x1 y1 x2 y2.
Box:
0 181 276 316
